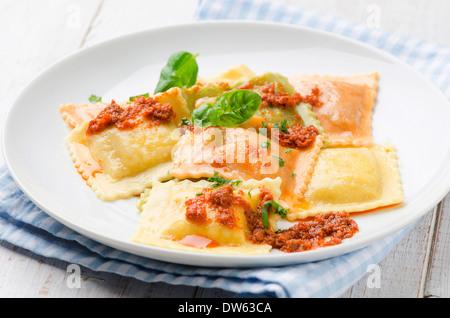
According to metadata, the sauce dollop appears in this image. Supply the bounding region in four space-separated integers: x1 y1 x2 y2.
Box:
185 185 252 229
248 82 323 109
277 124 319 149
246 208 358 253
86 96 174 135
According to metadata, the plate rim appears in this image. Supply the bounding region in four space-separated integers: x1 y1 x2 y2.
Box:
3 20 450 268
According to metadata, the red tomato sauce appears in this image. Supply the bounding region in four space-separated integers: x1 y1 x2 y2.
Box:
185 185 252 229
277 124 319 149
246 208 359 253
238 81 323 109
86 96 174 135
184 184 358 252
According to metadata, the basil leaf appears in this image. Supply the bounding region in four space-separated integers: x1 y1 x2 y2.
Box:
261 141 271 149
273 119 289 133
89 94 102 103
192 103 221 128
215 90 261 127
272 155 285 167
230 180 243 187
261 200 289 229
181 117 192 126
129 93 149 101
154 51 199 94
206 171 242 189
191 90 261 128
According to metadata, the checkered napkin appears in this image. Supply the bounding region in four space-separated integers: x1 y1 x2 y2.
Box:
1 0 449 298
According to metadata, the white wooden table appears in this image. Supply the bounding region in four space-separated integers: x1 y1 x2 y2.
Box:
0 0 449 298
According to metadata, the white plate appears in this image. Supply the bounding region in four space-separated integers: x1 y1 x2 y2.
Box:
3 21 450 267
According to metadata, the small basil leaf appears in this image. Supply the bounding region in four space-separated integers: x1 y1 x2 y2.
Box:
216 90 261 127
89 94 102 103
154 51 199 94
129 93 149 101
261 200 289 229
181 117 192 126
191 90 261 128
192 102 222 128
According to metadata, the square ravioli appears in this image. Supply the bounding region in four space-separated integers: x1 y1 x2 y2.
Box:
66 120 175 201
132 178 283 254
170 126 324 202
288 73 379 147
62 88 191 201
286 143 403 220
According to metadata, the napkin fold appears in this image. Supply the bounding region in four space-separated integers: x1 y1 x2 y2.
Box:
1 0 449 298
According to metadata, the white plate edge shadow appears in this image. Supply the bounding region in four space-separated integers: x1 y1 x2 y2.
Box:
2 21 450 268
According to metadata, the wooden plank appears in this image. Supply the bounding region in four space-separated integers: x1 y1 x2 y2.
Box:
340 207 437 297
0 240 198 297
0 0 102 163
0 0 102 113
424 193 450 297
81 0 198 47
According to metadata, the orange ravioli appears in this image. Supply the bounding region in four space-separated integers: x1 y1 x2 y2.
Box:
59 102 107 128
170 126 324 202
289 73 378 147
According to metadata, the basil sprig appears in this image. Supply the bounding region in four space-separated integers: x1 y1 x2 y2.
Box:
89 94 102 103
192 90 261 128
261 200 289 229
207 171 242 189
154 51 199 94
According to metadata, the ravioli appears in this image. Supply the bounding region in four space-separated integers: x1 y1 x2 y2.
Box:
288 73 379 147
60 87 190 129
62 88 190 201
286 143 403 220
132 178 282 254
59 57 403 256
66 120 174 200
195 65 326 140
170 126 324 203
59 102 107 128
198 63 256 84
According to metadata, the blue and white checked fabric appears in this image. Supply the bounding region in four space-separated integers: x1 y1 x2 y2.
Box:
1 0 449 298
